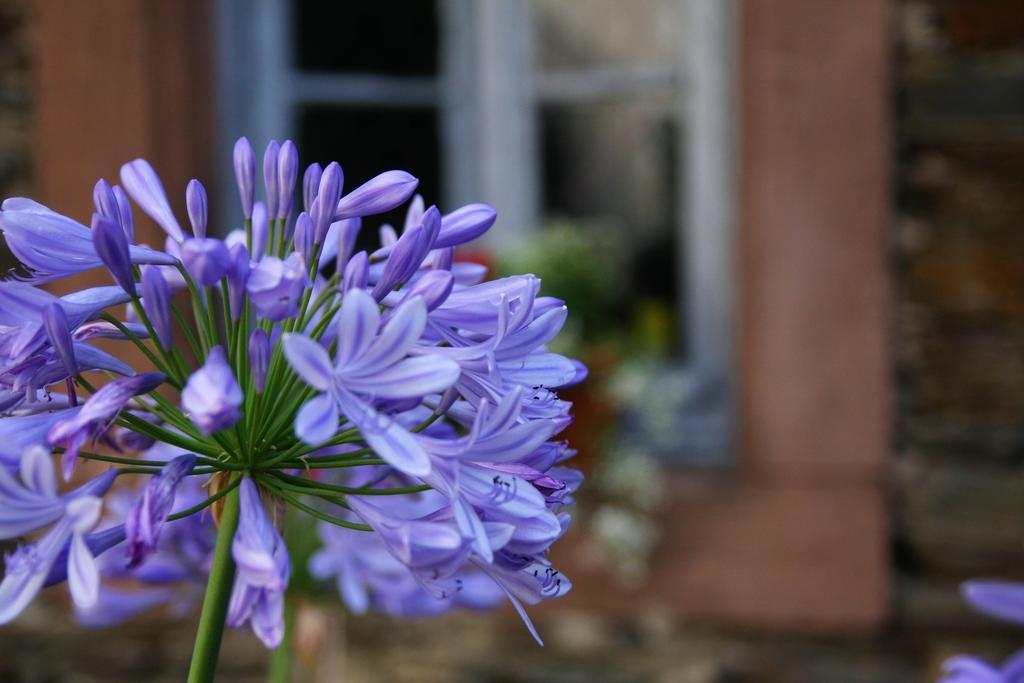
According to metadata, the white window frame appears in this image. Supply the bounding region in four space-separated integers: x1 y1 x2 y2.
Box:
215 0 736 464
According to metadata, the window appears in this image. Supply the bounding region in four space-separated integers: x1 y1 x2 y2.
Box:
216 0 736 464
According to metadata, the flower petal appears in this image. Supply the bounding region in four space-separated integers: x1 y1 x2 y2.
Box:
0 556 49 625
336 390 430 476
67 532 100 609
335 288 380 367
19 445 56 498
294 393 339 445
495 306 568 361
0 409 81 471
344 355 459 400
498 352 578 390
282 334 334 392
232 479 289 591
963 580 1024 626
353 296 426 372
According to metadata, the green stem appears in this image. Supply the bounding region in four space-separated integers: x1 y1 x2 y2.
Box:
172 303 204 361
115 413 223 458
186 478 241 683
270 471 429 496
266 596 294 683
169 475 242 522
255 476 371 531
269 457 387 471
100 312 181 388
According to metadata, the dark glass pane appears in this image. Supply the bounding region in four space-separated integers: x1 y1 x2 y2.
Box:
298 106 441 252
539 96 680 354
294 0 439 76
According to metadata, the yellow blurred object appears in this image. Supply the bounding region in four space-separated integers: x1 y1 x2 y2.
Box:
630 298 676 358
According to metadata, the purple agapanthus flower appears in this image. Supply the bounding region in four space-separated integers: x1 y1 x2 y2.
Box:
0 198 173 284
181 347 242 434
0 136 583 667
939 652 1024 683
0 447 115 623
47 372 166 479
963 581 1024 626
125 453 196 567
227 478 290 647
282 290 460 474
246 252 306 321
309 518 503 618
942 581 1024 679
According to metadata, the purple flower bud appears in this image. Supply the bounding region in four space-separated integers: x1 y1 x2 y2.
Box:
336 217 361 274
91 213 135 295
378 224 398 250
125 453 196 568
181 237 231 287
436 204 497 248
246 252 306 321
400 270 454 312
42 302 77 376
342 250 368 292
112 411 160 452
277 139 298 219
73 320 148 342
233 137 256 219
113 185 135 243
140 265 172 348
434 246 454 271
294 212 314 265
251 201 268 260
228 478 290 647
371 206 440 301
313 162 344 243
186 179 208 239
226 243 251 321
404 194 425 233
181 346 242 435
120 159 185 243
335 170 417 220
249 328 270 392
263 140 280 220
48 372 165 479
92 179 118 221
302 162 322 212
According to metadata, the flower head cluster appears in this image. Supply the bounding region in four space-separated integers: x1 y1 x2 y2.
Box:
0 137 584 648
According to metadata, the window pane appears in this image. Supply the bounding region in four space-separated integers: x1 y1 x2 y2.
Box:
532 0 683 71
538 96 681 356
293 0 439 76
297 106 441 251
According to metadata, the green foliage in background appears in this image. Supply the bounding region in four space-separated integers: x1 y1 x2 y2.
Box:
494 221 626 356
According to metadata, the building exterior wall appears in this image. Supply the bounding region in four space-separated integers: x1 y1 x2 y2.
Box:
0 0 29 226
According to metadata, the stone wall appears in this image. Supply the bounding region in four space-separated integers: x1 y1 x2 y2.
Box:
895 0 1024 668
